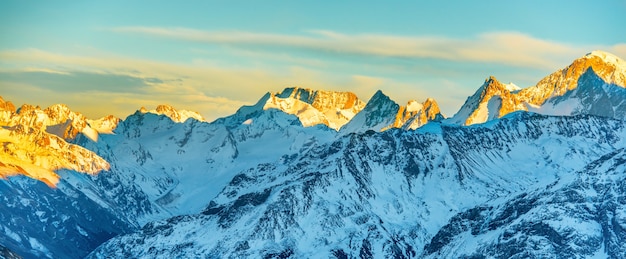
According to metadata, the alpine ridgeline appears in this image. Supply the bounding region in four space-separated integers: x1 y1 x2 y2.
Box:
1 50 625 258
450 50 626 125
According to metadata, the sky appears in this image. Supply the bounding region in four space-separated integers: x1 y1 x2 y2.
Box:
1 1 625 121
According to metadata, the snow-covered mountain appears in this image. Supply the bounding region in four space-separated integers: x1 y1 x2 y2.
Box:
0 97 109 187
450 50 626 125
1 50 626 258
261 87 366 130
519 50 626 106
447 76 527 125
340 90 443 133
142 104 205 123
0 96 340 258
88 113 626 258
423 147 626 258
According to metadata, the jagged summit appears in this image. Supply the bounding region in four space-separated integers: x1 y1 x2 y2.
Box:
221 87 442 132
449 50 626 125
140 104 205 123
341 90 399 132
448 76 526 125
4 51 626 259
274 87 362 110
402 97 444 130
261 87 366 130
1 100 105 141
341 90 444 132
0 96 110 187
519 50 626 106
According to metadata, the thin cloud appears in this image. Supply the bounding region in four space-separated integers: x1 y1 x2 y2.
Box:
0 48 375 121
110 26 624 69
0 49 283 120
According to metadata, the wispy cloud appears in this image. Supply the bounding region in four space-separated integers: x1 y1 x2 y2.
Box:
3 29 625 120
0 48 381 120
110 26 624 69
0 49 287 120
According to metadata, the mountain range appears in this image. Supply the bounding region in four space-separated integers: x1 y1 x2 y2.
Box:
1 50 625 258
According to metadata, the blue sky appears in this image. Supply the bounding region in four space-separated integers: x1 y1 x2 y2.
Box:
1 1 625 120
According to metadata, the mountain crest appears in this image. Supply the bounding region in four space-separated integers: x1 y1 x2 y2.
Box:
141 104 205 123
262 87 366 130
586 50 625 68
0 97 110 187
340 90 399 132
0 96 16 112
449 76 526 125
422 98 443 120
398 98 444 130
518 50 626 106
481 76 509 94
342 90 443 132
448 50 626 126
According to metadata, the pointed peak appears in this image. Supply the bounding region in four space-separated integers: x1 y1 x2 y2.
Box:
480 76 510 93
422 98 442 118
485 75 501 84
423 97 439 108
362 90 399 111
0 96 16 112
370 90 390 100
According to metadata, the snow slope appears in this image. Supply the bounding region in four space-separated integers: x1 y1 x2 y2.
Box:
88 113 626 258
423 147 626 258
